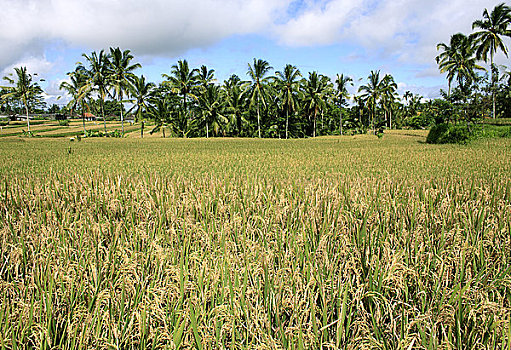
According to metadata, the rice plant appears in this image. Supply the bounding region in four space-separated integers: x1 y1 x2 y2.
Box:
0 133 510 349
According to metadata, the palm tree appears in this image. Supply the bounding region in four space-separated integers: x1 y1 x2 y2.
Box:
2 67 43 132
198 84 228 137
302 71 328 138
162 60 198 120
472 3 511 118
197 65 215 88
358 70 385 133
82 50 111 132
247 58 273 138
403 91 413 105
275 64 302 139
147 97 172 138
224 75 248 137
381 74 398 129
60 66 90 133
109 47 141 133
436 34 484 99
128 75 155 138
334 74 353 135
436 33 466 96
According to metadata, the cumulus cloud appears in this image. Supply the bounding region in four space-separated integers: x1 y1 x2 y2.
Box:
1 0 504 70
275 0 504 65
0 0 291 69
0 56 54 80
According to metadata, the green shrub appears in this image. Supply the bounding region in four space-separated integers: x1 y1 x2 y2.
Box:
83 129 124 138
472 124 511 138
58 120 69 126
426 123 471 144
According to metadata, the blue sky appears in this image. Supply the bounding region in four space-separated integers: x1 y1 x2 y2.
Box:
0 0 506 105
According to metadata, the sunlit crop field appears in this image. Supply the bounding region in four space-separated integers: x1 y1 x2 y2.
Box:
0 132 510 349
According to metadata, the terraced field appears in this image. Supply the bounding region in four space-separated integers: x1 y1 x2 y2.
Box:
0 120 141 138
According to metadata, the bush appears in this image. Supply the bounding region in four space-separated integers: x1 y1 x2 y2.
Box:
58 120 69 126
426 123 471 144
83 129 124 138
473 125 511 139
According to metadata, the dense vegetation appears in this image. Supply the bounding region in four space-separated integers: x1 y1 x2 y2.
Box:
1 4 511 139
0 134 510 348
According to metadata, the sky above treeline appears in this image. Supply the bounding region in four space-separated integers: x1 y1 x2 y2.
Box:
0 0 507 106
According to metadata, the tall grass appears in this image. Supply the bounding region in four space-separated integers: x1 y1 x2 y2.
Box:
0 134 510 349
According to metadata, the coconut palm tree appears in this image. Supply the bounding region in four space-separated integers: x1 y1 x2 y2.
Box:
60 66 91 133
403 91 413 105
82 50 112 132
275 64 302 139
197 65 215 88
436 34 484 99
334 74 353 135
436 33 467 96
302 71 328 138
224 75 248 137
198 84 228 137
128 75 155 137
358 70 385 133
162 60 198 120
109 47 141 133
472 3 511 118
148 96 172 138
381 74 398 129
1 67 43 133
247 58 273 138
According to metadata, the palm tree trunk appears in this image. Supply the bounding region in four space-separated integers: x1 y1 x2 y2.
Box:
372 104 375 134
120 93 124 133
237 113 242 137
285 109 289 139
313 108 317 138
141 120 144 138
339 108 343 136
389 108 392 130
162 126 165 138
491 55 496 119
321 110 324 134
206 122 209 138
25 103 30 132
257 97 261 138
82 111 86 133
183 93 187 120
101 96 107 133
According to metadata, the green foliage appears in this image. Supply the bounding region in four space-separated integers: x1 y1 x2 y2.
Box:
20 130 35 137
426 123 471 144
83 129 124 138
427 123 511 144
473 124 511 138
404 112 434 129
58 119 69 126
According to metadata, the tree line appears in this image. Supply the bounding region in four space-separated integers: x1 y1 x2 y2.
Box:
1 3 510 138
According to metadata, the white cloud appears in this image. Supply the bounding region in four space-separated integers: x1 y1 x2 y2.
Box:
274 0 505 65
0 0 291 69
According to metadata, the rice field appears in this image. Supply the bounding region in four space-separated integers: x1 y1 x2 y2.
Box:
0 121 140 138
0 132 510 349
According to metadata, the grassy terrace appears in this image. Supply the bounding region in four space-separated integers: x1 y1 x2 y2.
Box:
0 133 510 348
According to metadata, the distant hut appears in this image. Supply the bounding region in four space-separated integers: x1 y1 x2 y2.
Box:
84 112 97 121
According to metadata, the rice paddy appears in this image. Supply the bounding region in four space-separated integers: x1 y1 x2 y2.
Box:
0 132 510 349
